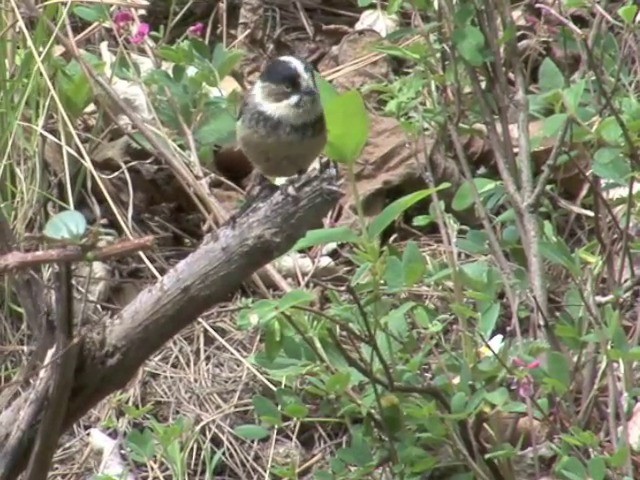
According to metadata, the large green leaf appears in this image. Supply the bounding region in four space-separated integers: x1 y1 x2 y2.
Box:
292 226 359 251
367 185 450 238
323 90 370 164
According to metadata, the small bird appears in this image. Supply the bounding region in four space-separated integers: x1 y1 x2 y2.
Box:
236 55 327 180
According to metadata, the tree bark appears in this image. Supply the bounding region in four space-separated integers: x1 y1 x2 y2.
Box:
0 170 341 479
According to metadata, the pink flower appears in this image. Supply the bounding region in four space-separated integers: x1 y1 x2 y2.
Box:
187 22 205 38
513 357 541 370
130 23 150 44
527 359 541 370
113 9 133 30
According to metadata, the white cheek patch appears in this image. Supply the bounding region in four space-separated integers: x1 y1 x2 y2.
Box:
252 86 321 124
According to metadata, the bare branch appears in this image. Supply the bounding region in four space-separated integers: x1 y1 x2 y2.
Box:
0 236 155 273
24 265 78 480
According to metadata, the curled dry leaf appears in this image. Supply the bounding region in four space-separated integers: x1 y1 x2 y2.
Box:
74 260 112 305
354 9 400 37
87 428 137 480
624 401 640 451
272 251 338 280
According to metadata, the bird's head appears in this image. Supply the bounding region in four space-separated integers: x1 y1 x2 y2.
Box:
251 56 323 124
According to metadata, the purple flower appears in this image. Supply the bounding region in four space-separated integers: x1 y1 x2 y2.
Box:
517 376 534 399
113 9 133 30
130 23 150 44
187 22 205 38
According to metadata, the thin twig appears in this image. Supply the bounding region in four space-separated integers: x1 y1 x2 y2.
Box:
0 236 155 273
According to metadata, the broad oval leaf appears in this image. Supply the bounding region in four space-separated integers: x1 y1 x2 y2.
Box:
233 424 271 440
43 210 87 241
453 25 487 66
323 90 370 164
538 57 565 92
593 147 630 185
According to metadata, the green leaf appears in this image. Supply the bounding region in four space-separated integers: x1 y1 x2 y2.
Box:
275 388 309 419
451 391 467 414
194 108 237 147
72 4 110 22
562 80 586 114
538 58 565 91
618 4 638 24
452 178 498 211
539 240 581 277
211 44 244 81
274 289 316 312
453 25 487 66
587 456 606 480
283 403 309 419
326 371 351 394
609 442 629 468
57 60 93 119
126 429 156 462
367 185 450 238
315 73 340 107
501 225 520 245
263 322 282 360
323 90 370 164
597 116 624 145
546 351 571 393
484 387 509 406
556 456 587 480
541 113 569 138
292 226 359 251
233 424 271 440
384 256 404 290
593 147 630 185
402 241 426 286
479 302 500 338
252 395 282 425
43 210 87 241
337 433 374 467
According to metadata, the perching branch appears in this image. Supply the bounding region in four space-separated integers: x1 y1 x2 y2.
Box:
0 168 342 479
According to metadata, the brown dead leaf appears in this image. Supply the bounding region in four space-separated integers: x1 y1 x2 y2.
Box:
625 401 640 451
91 137 134 171
339 114 481 227
484 411 550 448
43 136 67 177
